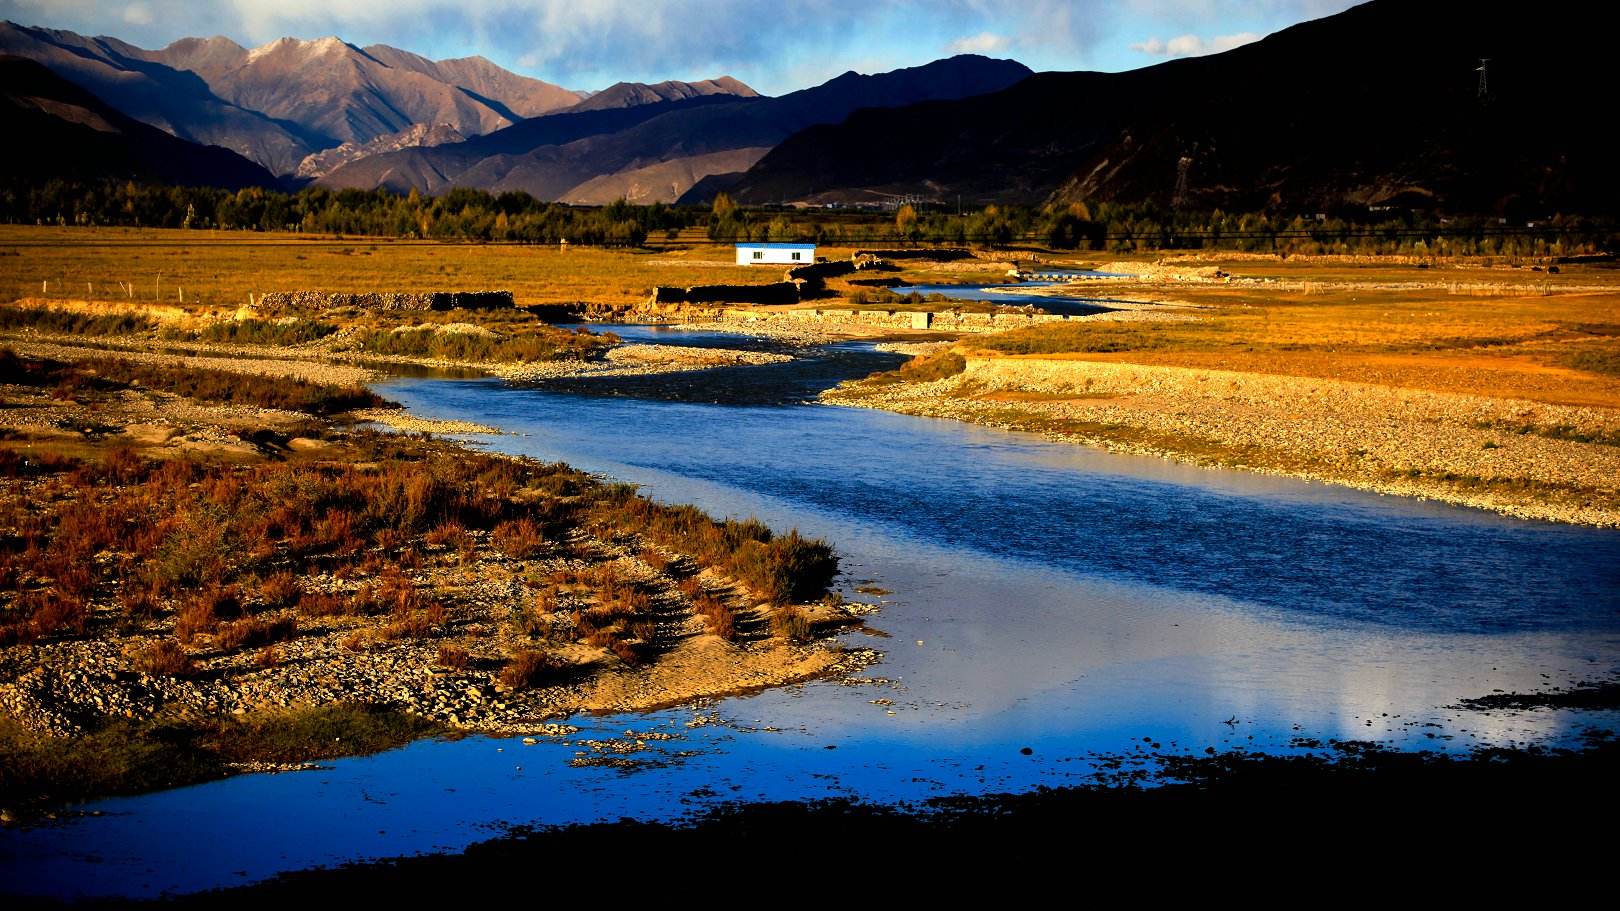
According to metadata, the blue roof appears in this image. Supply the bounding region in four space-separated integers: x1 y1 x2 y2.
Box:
736 242 816 249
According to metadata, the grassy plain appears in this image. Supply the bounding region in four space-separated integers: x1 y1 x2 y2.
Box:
0 226 793 309
972 281 1620 409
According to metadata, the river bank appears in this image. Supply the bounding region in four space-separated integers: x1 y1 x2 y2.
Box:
825 353 1620 526
0 346 872 816
0 314 791 386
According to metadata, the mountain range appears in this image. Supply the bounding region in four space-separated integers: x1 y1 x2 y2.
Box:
0 21 751 180
3 1 1611 215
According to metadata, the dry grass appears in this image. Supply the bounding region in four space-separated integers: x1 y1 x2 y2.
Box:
0 225 781 310
863 350 967 386
435 643 470 670
0 393 836 646
126 639 197 677
500 649 565 690
967 271 1620 409
214 615 298 652
770 606 814 643
0 347 386 415
346 324 609 363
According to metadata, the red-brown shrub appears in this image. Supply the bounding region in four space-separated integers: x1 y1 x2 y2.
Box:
500 649 564 690
128 638 197 677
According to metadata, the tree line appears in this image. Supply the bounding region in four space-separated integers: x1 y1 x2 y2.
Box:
3 179 1613 258
706 195 1618 259
0 180 694 245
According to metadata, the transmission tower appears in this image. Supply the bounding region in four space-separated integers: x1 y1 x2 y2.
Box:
1476 58 1489 99
1173 155 1192 208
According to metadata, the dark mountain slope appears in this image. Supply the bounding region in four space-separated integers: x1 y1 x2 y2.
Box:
0 55 277 189
322 54 1033 202
724 0 1618 213
317 94 752 193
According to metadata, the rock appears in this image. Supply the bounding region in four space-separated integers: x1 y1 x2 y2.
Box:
122 423 177 445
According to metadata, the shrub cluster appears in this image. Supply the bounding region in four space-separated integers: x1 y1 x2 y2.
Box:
865 350 967 386
164 318 338 346
499 649 565 690
0 429 838 648
588 491 837 606
2 348 385 415
349 325 609 363
0 306 157 336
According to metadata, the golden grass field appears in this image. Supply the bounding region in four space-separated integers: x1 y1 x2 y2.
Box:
0 226 795 309
969 256 1620 410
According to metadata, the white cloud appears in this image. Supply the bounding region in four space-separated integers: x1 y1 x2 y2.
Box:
1131 30 1260 57
122 2 153 25
947 31 1010 54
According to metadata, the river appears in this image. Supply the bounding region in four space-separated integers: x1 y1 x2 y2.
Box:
5 337 1619 898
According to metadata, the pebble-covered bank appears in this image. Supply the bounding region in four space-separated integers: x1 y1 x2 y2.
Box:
826 355 1620 526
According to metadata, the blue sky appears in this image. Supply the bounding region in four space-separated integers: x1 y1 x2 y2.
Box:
4 0 1360 94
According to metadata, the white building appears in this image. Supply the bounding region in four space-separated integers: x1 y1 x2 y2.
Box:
735 242 816 265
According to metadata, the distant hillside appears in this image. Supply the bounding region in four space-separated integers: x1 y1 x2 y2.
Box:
323 55 1033 203
722 0 1619 214
294 122 467 180
0 55 276 189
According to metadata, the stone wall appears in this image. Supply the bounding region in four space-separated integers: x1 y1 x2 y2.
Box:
851 248 974 261
256 290 514 312
785 260 857 283
650 282 801 305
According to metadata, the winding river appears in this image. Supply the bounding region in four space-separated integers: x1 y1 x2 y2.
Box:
6 331 1619 898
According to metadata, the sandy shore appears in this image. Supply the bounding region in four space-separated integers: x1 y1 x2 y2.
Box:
497 342 792 382
826 354 1620 526
349 409 504 435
